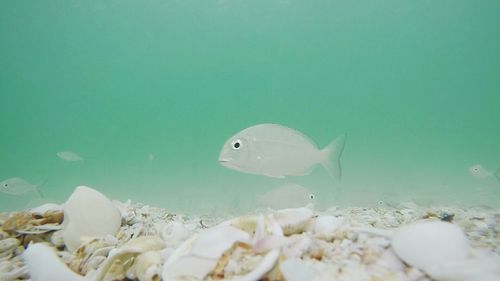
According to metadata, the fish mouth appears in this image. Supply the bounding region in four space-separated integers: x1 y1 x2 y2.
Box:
218 158 232 167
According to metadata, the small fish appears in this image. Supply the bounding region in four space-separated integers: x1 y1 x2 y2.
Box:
258 184 316 209
57 151 83 162
468 164 499 180
219 124 346 180
0 177 44 197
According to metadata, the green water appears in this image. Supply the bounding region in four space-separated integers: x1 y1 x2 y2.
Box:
1 0 499 213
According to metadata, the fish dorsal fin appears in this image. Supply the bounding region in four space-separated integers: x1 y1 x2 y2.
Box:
241 124 319 149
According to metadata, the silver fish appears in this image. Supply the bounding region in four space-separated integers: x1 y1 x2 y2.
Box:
219 124 346 180
0 177 44 197
56 151 83 162
258 184 316 209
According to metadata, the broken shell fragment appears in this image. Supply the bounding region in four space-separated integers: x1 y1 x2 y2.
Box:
135 251 162 281
190 226 250 259
275 207 313 235
392 220 470 271
93 236 165 281
23 243 85 281
310 215 345 240
30 203 63 216
279 258 316 281
61 186 122 252
163 215 283 281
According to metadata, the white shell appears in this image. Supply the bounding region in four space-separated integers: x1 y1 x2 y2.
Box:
281 234 312 259
163 215 283 281
23 243 85 281
280 258 316 281
93 236 165 281
310 215 344 240
164 255 218 280
163 225 250 280
425 250 500 281
30 203 62 215
61 186 122 252
275 207 313 235
392 221 470 278
0 238 19 259
0 261 28 281
190 225 250 259
159 221 189 247
135 251 162 281
50 230 65 248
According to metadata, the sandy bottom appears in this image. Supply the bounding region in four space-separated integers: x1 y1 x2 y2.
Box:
1 198 499 281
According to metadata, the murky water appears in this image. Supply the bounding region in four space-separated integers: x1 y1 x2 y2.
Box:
1 0 499 213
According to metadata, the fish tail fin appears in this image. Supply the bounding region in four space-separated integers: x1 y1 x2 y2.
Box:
321 134 346 181
35 188 44 198
35 180 47 198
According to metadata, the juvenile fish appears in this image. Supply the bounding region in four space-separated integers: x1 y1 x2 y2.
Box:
0 177 44 197
468 164 500 181
258 184 316 209
219 123 346 180
57 151 83 162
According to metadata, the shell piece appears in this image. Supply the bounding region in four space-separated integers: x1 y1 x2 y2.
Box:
0 238 20 260
164 255 218 280
163 225 251 280
426 253 500 281
392 221 470 276
310 215 345 240
253 235 291 254
1 211 62 235
72 243 117 275
30 203 63 216
93 236 165 281
163 215 283 281
61 186 122 252
135 251 162 281
190 226 251 259
374 248 405 273
22 243 85 281
235 247 280 281
275 207 313 235
280 258 316 281
281 234 312 259
159 221 189 247
0 260 28 281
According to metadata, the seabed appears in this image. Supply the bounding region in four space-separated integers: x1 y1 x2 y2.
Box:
0 185 499 281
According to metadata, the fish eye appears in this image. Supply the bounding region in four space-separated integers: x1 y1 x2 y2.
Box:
231 139 242 150
309 194 315 200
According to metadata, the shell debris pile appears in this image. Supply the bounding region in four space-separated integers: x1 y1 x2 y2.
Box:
0 186 499 281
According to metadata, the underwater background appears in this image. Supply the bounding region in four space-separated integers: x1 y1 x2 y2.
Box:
1 0 499 213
